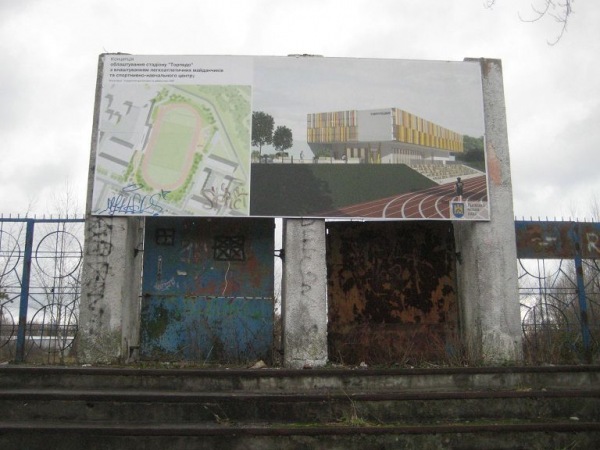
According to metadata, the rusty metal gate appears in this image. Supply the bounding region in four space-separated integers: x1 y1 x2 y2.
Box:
140 217 275 363
326 221 458 366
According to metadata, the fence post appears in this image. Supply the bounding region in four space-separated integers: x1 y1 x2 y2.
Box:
15 219 34 362
572 223 592 363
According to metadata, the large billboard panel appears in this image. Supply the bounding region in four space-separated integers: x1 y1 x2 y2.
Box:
91 55 490 220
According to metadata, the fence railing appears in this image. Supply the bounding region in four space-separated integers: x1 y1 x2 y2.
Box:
516 221 600 364
0 217 84 364
518 258 600 364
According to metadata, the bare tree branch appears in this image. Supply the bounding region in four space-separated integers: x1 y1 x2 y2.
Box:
519 0 574 45
485 0 574 45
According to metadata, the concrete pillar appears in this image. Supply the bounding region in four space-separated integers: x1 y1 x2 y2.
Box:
78 216 143 364
77 54 143 364
454 59 523 364
281 219 328 368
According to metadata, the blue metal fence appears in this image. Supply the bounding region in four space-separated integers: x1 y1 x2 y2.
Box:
516 221 600 363
0 217 84 363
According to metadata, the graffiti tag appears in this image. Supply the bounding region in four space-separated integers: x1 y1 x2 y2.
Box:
201 184 248 213
96 184 168 216
154 276 177 291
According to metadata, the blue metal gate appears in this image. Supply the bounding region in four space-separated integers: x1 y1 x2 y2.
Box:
140 217 275 363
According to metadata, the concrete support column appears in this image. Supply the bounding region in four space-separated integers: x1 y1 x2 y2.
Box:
78 216 143 364
281 219 328 368
454 59 523 364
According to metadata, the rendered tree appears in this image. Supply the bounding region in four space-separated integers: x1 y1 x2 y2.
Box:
251 111 274 156
272 125 293 154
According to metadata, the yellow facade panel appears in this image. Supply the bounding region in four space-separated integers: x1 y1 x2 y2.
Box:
308 108 464 150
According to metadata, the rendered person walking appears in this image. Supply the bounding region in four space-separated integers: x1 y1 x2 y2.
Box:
455 177 464 200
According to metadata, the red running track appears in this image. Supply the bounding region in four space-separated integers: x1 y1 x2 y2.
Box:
321 175 488 219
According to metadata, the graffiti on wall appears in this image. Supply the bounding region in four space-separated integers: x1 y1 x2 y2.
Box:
83 218 113 331
300 219 319 296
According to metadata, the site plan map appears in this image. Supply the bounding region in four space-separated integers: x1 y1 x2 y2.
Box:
92 55 252 216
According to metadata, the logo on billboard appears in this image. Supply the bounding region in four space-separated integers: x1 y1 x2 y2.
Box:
451 202 465 219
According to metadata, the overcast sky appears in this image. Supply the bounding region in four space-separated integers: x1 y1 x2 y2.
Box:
1 0 598 220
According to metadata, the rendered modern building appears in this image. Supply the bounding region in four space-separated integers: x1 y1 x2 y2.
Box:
307 108 464 164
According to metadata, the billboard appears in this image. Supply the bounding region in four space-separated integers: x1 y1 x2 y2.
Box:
91 54 490 220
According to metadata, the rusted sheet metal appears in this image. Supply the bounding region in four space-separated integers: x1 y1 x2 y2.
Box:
326 222 459 365
140 217 274 363
515 221 600 260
